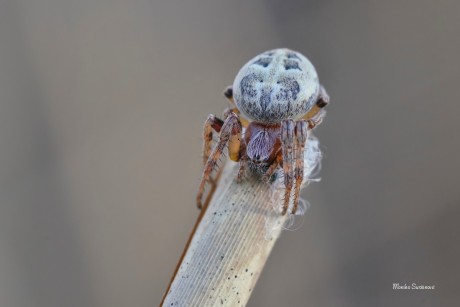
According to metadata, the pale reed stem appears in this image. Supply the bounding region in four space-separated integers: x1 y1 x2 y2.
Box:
161 161 288 307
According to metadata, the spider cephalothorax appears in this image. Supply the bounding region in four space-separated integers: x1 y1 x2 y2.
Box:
197 48 329 215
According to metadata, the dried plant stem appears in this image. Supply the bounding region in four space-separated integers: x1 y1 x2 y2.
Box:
160 161 288 306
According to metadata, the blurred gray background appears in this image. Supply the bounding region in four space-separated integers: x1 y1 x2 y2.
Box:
1 0 459 306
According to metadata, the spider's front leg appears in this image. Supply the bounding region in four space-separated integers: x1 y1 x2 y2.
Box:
281 120 295 215
302 85 329 129
262 150 282 184
202 114 224 166
292 121 308 214
237 141 247 182
280 120 310 215
196 112 242 209
202 109 241 176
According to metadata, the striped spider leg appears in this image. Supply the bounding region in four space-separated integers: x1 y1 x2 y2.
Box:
279 87 329 215
196 111 243 209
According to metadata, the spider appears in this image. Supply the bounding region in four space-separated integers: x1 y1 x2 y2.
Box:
196 48 329 215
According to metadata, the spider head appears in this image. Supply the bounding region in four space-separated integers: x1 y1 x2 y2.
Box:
232 48 320 124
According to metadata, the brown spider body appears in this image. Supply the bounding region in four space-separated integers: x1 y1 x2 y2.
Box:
197 49 329 215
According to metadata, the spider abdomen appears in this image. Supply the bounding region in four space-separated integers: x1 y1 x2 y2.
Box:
233 48 320 124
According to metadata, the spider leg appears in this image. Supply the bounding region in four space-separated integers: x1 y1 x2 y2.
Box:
281 120 295 215
222 109 242 162
223 85 234 103
318 85 330 106
307 109 326 130
222 90 249 181
203 91 245 164
223 85 250 128
202 114 224 166
302 85 329 127
196 112 242 209
292 121 309 214
262 150 282 184
237 141 247 182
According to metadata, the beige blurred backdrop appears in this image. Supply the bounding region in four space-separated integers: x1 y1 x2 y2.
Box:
1 0 459 306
